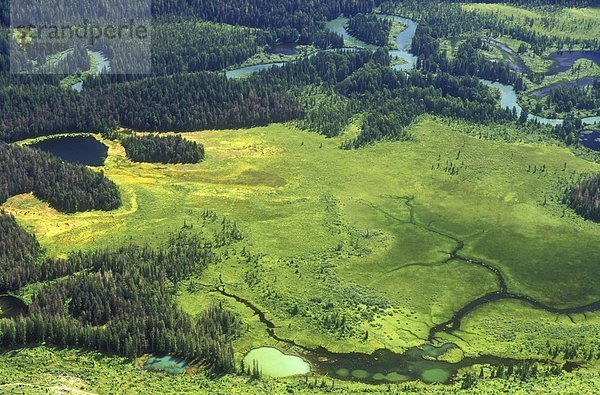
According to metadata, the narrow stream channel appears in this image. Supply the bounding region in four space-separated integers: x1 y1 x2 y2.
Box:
216 16 600 384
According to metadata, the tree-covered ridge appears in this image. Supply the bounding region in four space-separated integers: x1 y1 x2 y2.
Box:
121 134 205 164
347 13 391 47
566 174 600 222
0 144 121 213
152 20 258 75
0 50 375 142
0 211 42 292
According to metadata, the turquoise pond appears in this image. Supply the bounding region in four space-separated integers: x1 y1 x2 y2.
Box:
244 347 311 377
144 356 190 374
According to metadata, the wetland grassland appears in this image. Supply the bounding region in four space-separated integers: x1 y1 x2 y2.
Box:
3 117 600 393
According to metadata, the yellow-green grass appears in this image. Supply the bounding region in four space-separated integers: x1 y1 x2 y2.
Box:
4 118 600 358
461 4 600 42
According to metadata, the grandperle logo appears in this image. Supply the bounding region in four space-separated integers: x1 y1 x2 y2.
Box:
10 0 151 75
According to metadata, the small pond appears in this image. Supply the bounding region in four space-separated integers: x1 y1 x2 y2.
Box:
0 295 28 319
547 51 600 76
145 355 189 374
245 343 528 384
580 130 600 151
30 135 108 167
244 347 311 377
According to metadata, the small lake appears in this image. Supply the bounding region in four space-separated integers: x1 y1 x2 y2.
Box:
30 135 108 167
246 343 528 384
0 295 28 319
145 355 189 374
267 44 298 55
244 347 310 377
580 130 600 151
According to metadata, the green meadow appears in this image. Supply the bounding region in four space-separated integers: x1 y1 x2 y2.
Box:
6 117 600 367
461 3 600 42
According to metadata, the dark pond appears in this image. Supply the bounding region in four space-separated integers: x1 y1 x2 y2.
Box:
305 344 524 384
30 135 108 167
267 44 298 55
0 295 28 319
580 130 600 151
547 51 600 75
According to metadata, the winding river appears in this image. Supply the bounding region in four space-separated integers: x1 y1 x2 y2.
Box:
71 50 111 91
479 79 600 126
225 14 599 130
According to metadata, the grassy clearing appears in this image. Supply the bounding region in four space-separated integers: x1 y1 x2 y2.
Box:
4 118 600 358
461 4 600 42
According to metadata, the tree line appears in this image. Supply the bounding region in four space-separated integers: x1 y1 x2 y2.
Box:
0 210 42 292
0 143 121 213
564 174 600 222
121 134 205 164
335 60 515 148
544 81 600 115
0 50 375 142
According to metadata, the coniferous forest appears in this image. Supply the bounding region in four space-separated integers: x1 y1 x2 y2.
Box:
347 13 392 46
0 144 121 213
566 174 600 222
121 134 205 164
